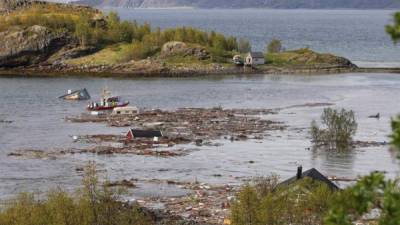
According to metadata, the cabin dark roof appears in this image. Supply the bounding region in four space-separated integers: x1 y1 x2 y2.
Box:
129 129 162 138
278 168 340 191
248 52 264 58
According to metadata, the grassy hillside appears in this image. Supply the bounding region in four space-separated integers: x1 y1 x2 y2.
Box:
265 48 354 67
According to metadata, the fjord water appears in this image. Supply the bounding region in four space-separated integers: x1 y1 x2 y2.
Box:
111 8 400 66
1 9 400 199
0 74 399 199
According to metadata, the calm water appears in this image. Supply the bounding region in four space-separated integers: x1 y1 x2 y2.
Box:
0 74 399 199
107 8 400 66
1 9 400 199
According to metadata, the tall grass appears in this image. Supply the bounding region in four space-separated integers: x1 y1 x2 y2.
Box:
0 162 152 225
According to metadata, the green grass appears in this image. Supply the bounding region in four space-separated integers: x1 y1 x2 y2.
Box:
66 43 135 66
163 55 211 65
266 48 340 66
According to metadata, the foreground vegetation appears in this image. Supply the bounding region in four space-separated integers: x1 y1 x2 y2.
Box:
231 176 334 225
0 163 152 225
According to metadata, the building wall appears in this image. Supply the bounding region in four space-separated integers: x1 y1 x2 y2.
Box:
253 58 264 65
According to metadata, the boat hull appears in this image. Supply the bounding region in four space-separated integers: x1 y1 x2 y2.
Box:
59 89 91 100
87 102 129 111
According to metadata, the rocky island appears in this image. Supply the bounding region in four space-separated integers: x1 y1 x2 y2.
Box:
0 0 362 77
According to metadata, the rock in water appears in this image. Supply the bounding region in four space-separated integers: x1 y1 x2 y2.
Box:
0 25 70 67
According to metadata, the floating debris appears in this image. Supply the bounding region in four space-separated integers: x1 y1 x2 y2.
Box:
0 119 13 124
68 107 285 147
7 149 64 160
105 179 137 188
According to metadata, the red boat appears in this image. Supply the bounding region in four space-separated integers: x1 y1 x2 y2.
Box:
87 89 129 111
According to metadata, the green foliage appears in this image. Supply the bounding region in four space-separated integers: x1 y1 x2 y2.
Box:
325 173 400 225
0 4 239 61
237 38 252 53
386 12 400 43
75 14 92 47
230 176 335 225
390 115 400 153
311 108 357 151
266 39 282 53
230 185 261 225
121 42 160 61
265 48 343 66
0 162 152 225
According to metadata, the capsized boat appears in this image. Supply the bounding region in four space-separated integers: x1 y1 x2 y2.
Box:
59 88 91 100
87 89 129 111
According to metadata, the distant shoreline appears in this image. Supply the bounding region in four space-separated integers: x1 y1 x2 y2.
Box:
101 7 400 11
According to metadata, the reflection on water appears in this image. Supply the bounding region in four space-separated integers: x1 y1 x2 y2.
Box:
0 73 399 199
311 148 356 174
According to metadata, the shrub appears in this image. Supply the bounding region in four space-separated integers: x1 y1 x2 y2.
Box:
386 12 400 43
311 108 357 151
390 115 400 151
324 172 400 225
266 39 282 53
230 176 335 225
121 42 159 61
0 162 152 225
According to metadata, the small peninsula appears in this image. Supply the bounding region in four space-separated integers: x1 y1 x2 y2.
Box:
0 0 359 77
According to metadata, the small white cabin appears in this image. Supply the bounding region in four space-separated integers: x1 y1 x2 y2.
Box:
245 52 265 66
112 106 139 115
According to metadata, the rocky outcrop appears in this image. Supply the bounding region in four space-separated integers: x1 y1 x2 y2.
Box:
46 46 98 65
267 48 357 69
0 25 72 67
161 41 210 60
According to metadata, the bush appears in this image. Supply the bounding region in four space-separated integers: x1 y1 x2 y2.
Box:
121 42 159 61
266 39 282 53
311 108 357 151
230 176 335 225
324 172 400 225
391 115 400 150
386 12 400 43
0 162 152 225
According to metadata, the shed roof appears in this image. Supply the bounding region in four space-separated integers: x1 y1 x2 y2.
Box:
248 52 264 58
278 168 340 191
128 129 162 138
